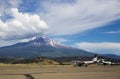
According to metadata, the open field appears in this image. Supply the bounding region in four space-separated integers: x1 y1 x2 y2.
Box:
0 64 120 79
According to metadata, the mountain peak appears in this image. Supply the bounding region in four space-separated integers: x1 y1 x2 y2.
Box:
27 37 66 48
0 37 93 58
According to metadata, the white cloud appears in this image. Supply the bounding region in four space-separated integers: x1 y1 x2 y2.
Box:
0 39 19 47
0 0 120 48
75 42 120 55
39 0 120 36
0 0 21 15
0 37 37 47
0 8 48 40
104 30 120 34
19 37 36 42
52 38 68 43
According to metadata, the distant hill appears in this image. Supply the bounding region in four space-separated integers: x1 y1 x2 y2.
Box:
0 37 93 58
0 57 60 65
100 54 120 60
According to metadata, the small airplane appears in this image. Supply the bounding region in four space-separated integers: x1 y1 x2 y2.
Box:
73 54 98 67
97 59 112 66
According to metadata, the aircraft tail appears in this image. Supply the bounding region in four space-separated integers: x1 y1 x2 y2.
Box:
92 54 98 62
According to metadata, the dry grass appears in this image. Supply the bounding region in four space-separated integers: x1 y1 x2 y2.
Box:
0 64 120 79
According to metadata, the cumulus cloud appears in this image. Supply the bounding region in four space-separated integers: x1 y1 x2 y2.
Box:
39 0 120 36
0 8 48 40
0 0 21 15
75 42 120 55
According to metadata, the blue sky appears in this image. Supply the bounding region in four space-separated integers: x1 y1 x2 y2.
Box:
0 0 120 55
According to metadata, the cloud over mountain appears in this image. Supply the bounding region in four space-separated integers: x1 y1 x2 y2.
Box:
0 0 120 56
0 8 48 40
0 0 21 16
0 0 120 39
39 0 120 36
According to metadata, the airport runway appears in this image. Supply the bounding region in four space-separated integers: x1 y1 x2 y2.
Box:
0 65 120 79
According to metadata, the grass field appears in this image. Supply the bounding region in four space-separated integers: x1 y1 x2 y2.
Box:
0 64 120 79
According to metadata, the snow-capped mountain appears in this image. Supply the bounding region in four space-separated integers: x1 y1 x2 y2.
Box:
28 37 69 48
11 37 71 48
0 37 93 58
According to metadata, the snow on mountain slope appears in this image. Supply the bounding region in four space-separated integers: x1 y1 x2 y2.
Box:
27 37 71 48
0 37 93 58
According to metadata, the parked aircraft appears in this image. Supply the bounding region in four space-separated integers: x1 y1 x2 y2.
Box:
97 59 112 66
73 54 98 67
73 54 120 67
